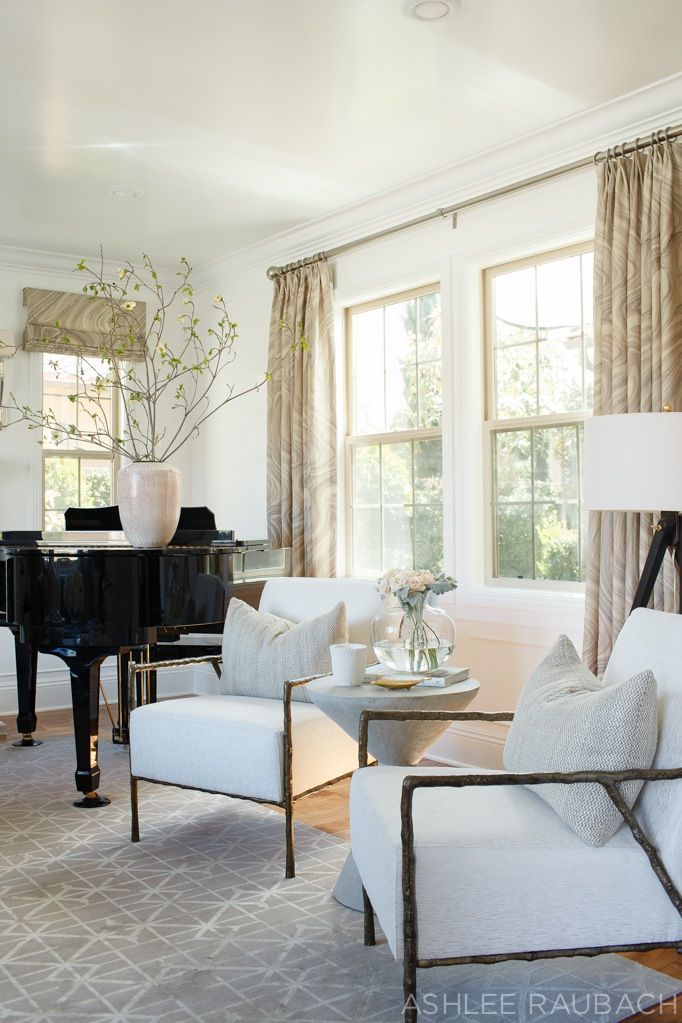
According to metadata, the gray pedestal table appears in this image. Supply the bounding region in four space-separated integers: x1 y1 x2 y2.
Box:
307 672 480 910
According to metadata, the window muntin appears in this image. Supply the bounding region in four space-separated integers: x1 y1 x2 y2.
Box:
347 285 443 575
486 246 593 586
42 354 117 530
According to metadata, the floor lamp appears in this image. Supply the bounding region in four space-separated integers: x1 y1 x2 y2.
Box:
584 412 682 614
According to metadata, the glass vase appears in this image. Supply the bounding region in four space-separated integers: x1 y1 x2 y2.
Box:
371 593 456 673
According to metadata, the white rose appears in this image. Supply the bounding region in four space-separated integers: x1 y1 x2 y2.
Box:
391 571 409 590
407 574 425 592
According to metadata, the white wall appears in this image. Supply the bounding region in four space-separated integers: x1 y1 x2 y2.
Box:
0 258 197 719
191 284 271 540
2 78 679 761
188 170 594 766
185 77 682 767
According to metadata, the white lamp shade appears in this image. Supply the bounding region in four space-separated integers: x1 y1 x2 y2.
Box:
584 413 682 511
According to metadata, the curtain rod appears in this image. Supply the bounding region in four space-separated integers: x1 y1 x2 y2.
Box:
266 122 682 280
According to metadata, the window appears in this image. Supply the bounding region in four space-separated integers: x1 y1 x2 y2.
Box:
485 244 593 586
42 355 117 530
346 284 443 575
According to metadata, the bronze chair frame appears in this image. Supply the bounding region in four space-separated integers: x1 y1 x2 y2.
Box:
357 708 682 1023
127 660 350 877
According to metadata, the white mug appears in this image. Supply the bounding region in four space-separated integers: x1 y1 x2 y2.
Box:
330 643 367 686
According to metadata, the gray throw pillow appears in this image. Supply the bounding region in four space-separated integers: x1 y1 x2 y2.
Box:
503 635 657 846
220 598 348 702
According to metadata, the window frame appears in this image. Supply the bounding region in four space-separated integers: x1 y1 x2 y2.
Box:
483 241 594 593
344 281 443 578
41 353 121 530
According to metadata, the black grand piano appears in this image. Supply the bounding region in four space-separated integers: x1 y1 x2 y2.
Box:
0 525 290 806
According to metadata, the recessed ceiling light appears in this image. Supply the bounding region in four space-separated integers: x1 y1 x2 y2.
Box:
403 0 459 20
108 185 145 199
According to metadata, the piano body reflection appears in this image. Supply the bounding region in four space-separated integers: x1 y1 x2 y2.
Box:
0 530 290 805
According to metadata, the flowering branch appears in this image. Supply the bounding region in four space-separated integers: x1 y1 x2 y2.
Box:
0 252 307 462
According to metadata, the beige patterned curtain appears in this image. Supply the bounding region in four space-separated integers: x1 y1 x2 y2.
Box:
583 141 682 675
266 261 337 577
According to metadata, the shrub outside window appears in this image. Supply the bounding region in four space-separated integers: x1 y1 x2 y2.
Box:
485 244 594 587
346 284 443 576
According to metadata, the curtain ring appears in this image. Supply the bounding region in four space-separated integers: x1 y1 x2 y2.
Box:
666 125 675 142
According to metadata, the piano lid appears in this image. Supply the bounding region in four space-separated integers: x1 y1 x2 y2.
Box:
0 530 271 551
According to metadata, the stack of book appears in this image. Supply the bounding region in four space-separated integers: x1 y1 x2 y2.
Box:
365 663 470 688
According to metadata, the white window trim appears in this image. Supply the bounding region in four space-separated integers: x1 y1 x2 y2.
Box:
344 281 443 578
482 241 594 593
41 354 122 528
447 222 594 624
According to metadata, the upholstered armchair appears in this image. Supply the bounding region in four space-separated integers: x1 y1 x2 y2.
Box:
128 577 382 877
350 608 682 1023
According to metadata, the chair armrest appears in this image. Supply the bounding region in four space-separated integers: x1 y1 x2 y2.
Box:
282 671 333 741
401 765 682 794
358 709 514 767
283 671 333 700
397 767 682 922
128 654 223 710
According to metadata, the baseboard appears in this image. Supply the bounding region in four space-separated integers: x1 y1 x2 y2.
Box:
0 666 195 716
427 721 509 771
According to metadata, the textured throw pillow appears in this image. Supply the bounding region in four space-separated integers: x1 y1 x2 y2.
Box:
503 635 657 847
220 598 348 702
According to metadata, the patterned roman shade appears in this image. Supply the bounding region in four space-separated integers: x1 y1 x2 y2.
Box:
23 287 146 362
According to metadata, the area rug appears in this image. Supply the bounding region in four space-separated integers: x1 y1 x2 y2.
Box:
0 737 679 1023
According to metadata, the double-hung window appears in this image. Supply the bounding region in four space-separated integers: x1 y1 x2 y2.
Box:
485 244 594 586
42 354 118 530
346 284 443 576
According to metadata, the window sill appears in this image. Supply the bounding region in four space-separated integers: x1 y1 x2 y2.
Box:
439 583 585 630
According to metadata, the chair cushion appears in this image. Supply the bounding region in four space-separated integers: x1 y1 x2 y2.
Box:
130 695 359 802
219 598 347 702
503 634 657 846
350 766 682 962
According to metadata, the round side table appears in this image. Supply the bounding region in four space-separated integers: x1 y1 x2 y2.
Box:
307 672 480 910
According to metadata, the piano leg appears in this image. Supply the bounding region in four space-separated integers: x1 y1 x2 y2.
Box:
113 648 151 745
66 653 111 808
113 651 130 745
13 636 42 748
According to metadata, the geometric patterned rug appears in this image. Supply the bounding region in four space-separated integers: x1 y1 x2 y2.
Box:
0 737 680 1023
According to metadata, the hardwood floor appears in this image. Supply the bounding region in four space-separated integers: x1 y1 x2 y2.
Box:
3 705 681 1022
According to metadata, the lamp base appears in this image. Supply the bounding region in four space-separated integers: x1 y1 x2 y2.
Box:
631 511 682 613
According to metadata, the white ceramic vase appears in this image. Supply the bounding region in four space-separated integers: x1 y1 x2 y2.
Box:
117 462 182 548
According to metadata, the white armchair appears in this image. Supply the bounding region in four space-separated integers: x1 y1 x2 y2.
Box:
129 577 382 877
350 608 682 1023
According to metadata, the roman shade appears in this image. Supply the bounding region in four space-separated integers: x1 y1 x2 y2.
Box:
23 287 146 361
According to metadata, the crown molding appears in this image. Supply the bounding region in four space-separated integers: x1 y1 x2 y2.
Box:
192 72 682 290
0 244 177 282
1 74 681 292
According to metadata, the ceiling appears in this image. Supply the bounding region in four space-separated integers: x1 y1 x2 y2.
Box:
1 0 681 266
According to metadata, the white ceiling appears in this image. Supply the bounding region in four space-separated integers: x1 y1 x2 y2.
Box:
1 0 681 266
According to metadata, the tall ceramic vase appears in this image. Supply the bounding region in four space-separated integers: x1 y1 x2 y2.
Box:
117 462 182 548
